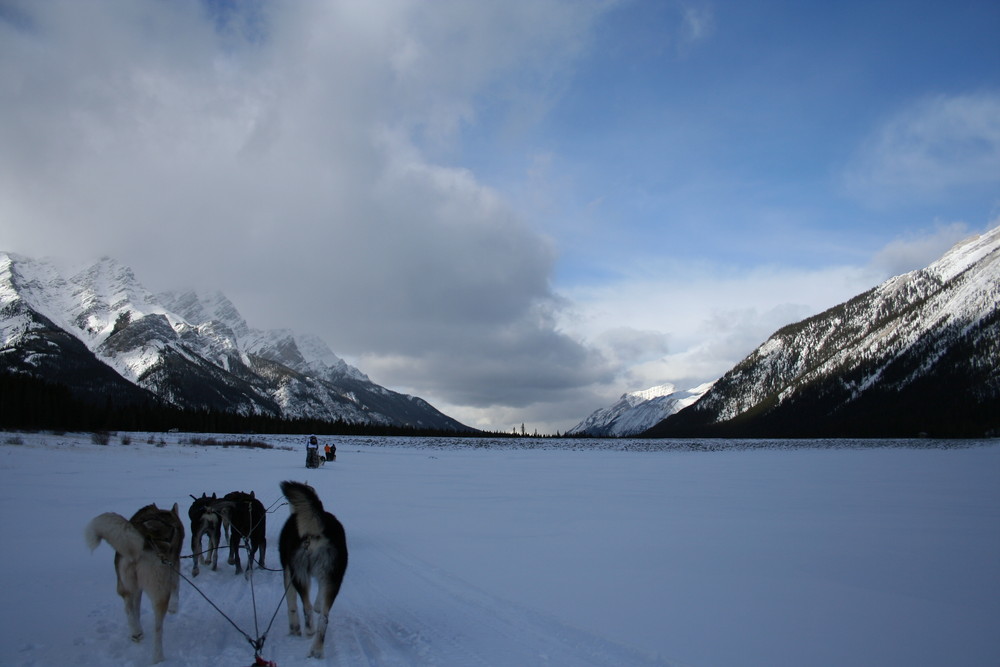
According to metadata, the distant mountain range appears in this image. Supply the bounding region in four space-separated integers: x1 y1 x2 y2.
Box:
568 383 712 437
0 253 470 431
644 226 1000 438
5 226 998 438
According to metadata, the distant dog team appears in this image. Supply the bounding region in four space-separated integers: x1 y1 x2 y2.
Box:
86 481 347 663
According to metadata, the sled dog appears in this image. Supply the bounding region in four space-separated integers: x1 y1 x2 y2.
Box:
279 480 348 659
85 503 184 664
188 492 222 576
216 490 266 577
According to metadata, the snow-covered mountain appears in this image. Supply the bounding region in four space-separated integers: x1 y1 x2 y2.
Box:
568 382 712 437
645 226 1000 438
0 253 470 431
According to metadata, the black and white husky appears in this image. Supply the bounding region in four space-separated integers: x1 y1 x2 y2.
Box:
85 503 184 664
279 480 348 659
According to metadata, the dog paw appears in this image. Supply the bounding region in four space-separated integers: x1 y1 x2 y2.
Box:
131 632 144 643
308 647 324 659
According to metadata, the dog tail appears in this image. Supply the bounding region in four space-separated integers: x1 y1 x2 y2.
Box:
85 512 145 560
281 481 326 537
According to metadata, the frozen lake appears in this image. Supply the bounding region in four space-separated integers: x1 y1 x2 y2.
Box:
1 432 998 666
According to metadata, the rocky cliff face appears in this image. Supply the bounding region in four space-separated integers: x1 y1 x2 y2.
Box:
645 227 1000 438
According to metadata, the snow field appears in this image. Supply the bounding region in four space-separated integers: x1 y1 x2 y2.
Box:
0 433 998 666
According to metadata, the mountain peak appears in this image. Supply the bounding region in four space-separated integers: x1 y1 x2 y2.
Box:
569 382 710 437
927 226 1000 283
627 384 677 403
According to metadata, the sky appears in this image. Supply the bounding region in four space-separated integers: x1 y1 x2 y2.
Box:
1 0 999 433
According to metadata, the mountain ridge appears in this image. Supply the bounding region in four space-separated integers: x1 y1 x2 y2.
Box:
568 382 712 437
643 227 1000 438
1 252 470 431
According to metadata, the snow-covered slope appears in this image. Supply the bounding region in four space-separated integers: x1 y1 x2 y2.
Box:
569 382 712 436
0 253 469 430
647 226 1000 438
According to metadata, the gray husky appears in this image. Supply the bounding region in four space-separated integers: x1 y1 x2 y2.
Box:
279 480 348 659
85 503 184 664
188 492 222 576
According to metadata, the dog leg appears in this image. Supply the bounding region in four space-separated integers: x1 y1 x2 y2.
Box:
116 560 143 642
309 581 336 659
168 568 180 615
123 589 143 643
190 531 201 577
309 612 329 659
225 519 235 564
231 538 242 574
244 541 258 581
301 587 315 636
150 594 169 664
204 521 219 571
284 569 302 636
201 530 211 566
291 571 315 636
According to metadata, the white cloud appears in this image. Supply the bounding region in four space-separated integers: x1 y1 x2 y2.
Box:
845 91 1000 205
677 1 715 54
868 220 978 277
0 0 616 432
559 261 881 393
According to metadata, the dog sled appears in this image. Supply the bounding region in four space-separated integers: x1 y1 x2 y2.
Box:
306 448 321 468
305 435 322 468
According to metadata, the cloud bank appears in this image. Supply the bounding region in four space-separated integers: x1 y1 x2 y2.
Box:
0 1 616 428
2 2 995 433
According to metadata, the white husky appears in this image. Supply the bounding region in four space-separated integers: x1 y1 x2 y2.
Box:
85 503 184 664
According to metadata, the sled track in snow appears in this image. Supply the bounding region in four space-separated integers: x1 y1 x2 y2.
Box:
330 539 675 667
57 536 674 667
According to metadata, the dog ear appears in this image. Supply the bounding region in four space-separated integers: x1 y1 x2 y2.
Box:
172 503 180 517
250 490 256 498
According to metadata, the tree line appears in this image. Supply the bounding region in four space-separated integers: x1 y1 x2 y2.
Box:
0 371 501 438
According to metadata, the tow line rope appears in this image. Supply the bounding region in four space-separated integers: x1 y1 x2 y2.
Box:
171 495 291 665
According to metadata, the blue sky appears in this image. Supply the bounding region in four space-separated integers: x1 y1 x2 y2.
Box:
2 0 998 432
472 1 999 272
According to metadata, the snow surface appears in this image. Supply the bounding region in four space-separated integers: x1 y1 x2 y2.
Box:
1 433 999 667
